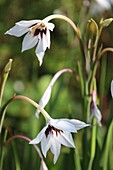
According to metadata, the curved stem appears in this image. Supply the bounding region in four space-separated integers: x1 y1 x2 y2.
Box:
98 47 113 59
44 14 86 62
44 14 79 37
5 134 43 160
1 95 51 123
13 95 51 121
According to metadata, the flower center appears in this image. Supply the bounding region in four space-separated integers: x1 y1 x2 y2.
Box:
45 125 63 138
29 22 46 37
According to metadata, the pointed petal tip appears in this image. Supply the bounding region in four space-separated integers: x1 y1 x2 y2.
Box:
4 31 8 35
39 62 42 66
29 141 32 144
53 159 57 164
29 139 38 145
29 140 35 144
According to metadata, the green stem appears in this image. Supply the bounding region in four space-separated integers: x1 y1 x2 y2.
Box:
92 28 102 61
88 118 97 170
84 80 91 122
0 129 8 170
77 61 84 97
0 95 51 134
0 97 14 134
13 95 51 121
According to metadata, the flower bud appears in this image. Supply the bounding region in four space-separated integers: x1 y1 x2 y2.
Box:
87 18 98 35
100 18 113 28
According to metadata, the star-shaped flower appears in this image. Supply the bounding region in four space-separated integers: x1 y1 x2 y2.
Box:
29 117 89 164
5 19 55 65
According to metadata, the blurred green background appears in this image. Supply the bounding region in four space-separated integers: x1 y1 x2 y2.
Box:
1 0 113 169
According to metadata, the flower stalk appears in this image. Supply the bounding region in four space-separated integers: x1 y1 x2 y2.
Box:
5 134 48 170
13 95 51 121
44 14 86 62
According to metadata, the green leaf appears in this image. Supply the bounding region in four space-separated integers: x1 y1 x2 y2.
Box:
100 120 113 170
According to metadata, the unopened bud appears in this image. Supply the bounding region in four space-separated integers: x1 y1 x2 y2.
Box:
4 59 13 72
87 18 98 35
100 18 113 28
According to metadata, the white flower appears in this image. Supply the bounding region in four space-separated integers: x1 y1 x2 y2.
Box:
29 117 89 164
5 19 55 65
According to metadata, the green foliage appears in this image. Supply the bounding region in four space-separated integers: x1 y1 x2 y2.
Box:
0 0 113 170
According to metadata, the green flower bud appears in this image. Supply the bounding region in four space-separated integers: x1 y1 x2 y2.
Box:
100 18 113 28
87 18 98 35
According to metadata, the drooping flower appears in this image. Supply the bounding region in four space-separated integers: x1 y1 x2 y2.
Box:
90 90 102 126
29 117 89 164
90 101 102 126
5 19 55 65
35 68 74 118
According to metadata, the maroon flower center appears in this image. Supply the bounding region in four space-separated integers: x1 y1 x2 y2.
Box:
45 125 63 138
34 28 46 38
29 22 47 38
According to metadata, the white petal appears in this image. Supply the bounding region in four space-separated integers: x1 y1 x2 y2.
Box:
42 20 55 31
29 126 47 144
50 137 61 164
68 119 90 131
111 80 113 98
50 119 77 133
46 22 55 31
46 29 50 49
5 24 28 37
56 131 75 148
22 33 38 52
91 102 102 126
36 33 48 53
93 104 102 122
41 134 52 157
16 20 41 27
36 51 45 66
35 86 52 118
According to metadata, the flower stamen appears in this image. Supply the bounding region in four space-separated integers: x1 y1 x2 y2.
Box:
29 22 46 37
45 125 63 138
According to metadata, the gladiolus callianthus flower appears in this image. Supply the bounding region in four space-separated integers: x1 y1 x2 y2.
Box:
5 19 55 65
30 117 89 164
